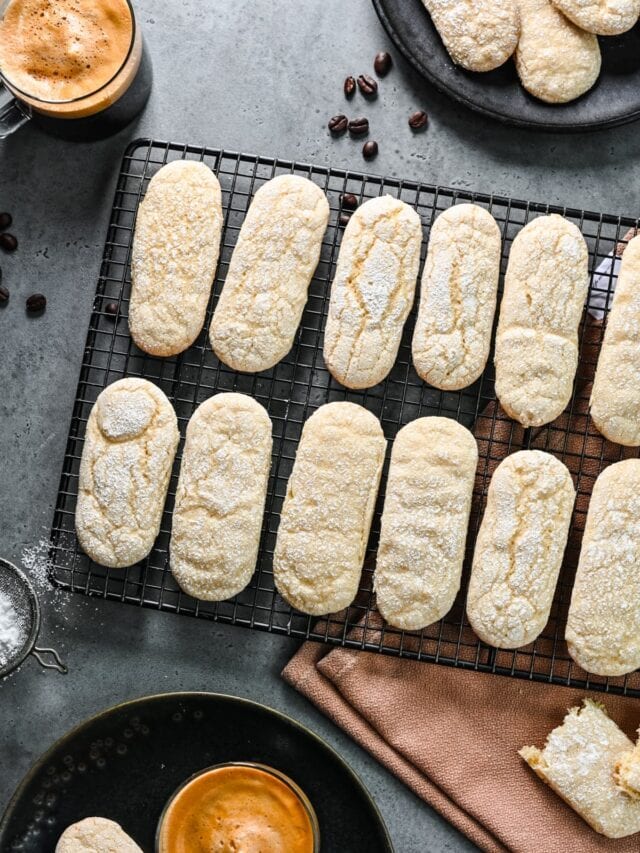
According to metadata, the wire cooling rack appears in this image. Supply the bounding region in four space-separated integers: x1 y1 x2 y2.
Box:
49 138 640 696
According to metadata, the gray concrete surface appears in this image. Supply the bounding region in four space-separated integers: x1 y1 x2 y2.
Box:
1 0 639 850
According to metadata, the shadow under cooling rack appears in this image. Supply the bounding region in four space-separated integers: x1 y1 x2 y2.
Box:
49 138 640 697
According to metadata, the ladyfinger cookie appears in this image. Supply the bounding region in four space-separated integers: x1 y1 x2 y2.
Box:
520 700 640 839
515 0 601 103
170 393 272 601
273 402 386 615
210 175 329 373
495 214 589 427
75 378 179 568
56 818 143 853
566 459 640 676
422 0 520 72
590 235 640 446
614 739 640 801
467 450 574 649
130 160 223 357
374 417 478 631
412 204 501 391
323 196 422 390
551 0 640 35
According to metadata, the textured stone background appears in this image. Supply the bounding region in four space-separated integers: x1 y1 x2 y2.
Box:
1 0 639 849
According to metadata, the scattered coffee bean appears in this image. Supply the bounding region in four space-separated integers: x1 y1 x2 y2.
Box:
409 110 429 130
0 285 8 304
26 293 46 313
363 140 379 160
374 52 393 76
344 76 356 98
357 74 378 97
348 117 369 136
105 301 119 319
328 114 348 134
0 233 17 252
341 193 359 210
0 212 12 230
339 213 351 227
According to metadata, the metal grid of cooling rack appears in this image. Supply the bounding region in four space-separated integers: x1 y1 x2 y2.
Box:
48 137 640 696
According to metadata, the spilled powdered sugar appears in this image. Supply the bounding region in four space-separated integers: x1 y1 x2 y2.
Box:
21 538 59 599
20 537 71 625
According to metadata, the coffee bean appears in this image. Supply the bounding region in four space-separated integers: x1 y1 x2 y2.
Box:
105 301 119 319
0 233 17 252
0 212 12 230
341 193 359 210
339 213 351 227
26 293 46 313
0 285 8 304
328 114 348 134
363 141 379 160
409 110 429 130
357 74 378 97
344 76 356 98
374 52 393 76
348 117 369 136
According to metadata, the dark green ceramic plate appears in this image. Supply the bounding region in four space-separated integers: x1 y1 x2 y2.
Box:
0 692 393 852
372 0 640 131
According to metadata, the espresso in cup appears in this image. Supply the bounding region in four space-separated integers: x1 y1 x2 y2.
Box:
0 0 151 140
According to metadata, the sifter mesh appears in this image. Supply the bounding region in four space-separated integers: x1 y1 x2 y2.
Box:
0 560 39 677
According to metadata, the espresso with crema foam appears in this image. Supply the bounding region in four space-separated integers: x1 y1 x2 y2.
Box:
0 0 151 138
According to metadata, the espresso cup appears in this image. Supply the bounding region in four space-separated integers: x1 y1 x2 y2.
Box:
0 0 152 141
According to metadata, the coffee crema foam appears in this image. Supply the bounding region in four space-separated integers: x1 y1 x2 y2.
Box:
0 0 132 102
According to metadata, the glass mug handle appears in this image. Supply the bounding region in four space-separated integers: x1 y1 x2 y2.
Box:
0 80 30 138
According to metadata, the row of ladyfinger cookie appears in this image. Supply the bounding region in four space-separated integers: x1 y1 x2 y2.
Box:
129 160 640 447
275 404 640 682
74 382 640 679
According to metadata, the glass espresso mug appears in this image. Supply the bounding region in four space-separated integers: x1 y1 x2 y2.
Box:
0 0 152 141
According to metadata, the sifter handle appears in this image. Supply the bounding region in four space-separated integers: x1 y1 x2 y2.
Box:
31 646 68 674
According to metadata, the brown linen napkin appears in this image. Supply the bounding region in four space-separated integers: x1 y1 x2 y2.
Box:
283 639 640 853
283 230 640 852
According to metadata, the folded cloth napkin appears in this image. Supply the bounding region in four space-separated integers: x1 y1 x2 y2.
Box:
283 228 640 852
283 638 640 853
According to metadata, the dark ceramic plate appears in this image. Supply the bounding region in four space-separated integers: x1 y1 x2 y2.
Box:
0 693 393 852
372 0 640 131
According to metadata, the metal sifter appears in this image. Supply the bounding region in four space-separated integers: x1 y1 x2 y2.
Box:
0 558 67 678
